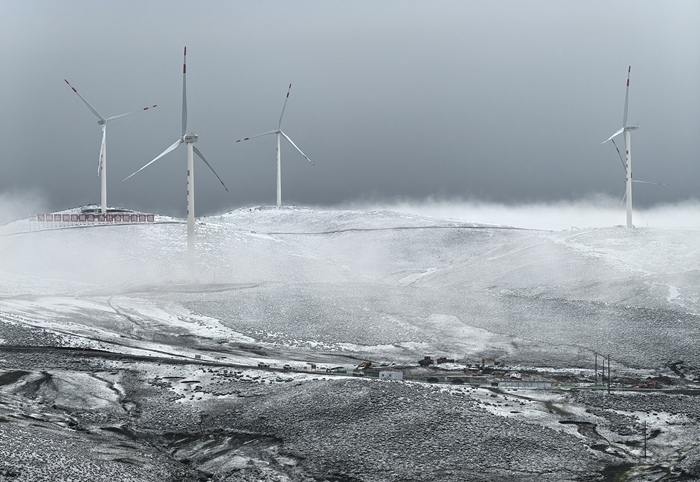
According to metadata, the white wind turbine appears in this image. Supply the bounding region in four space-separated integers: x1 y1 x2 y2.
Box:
602 66 640 228
123 47 228 266
602 66 664 228
235 84 314 207
64 79 157 214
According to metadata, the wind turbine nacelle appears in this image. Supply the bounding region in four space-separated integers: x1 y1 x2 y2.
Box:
184 134 199 143
625 125 640 131
97 120 106 126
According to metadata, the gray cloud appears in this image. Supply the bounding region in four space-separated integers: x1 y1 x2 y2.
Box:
1 0 698 218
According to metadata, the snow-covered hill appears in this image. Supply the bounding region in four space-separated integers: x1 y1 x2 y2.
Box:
1 206 698 369
2 206 700 481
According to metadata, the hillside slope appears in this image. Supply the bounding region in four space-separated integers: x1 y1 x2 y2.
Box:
1 206 698 369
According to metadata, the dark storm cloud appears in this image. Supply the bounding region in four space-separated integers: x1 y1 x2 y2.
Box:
1 0 698 218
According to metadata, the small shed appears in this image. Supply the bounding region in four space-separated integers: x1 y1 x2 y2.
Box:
498 380 552 390
379 371 403 381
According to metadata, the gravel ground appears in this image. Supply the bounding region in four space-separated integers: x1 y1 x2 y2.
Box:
199 378 614 482
1 353 625 482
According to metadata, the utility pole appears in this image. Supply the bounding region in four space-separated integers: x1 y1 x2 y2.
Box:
595 353 598 386
643 420 647 458
607 354 611 394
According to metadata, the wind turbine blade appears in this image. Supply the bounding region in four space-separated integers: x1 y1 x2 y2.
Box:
602 127 624 144
278 83 292 129
182 46 188 137
280 131 314 165
633 179 666 186
105 104 158 122
64 79 106 121
235 130 278 143
193 145 229 191
98 125 106 176
122 138 182 181
610 138 626 172
623 66 631 126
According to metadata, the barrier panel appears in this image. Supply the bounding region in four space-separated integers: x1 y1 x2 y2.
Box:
30 212 157 227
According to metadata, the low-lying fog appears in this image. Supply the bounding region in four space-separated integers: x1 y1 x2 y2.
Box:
2 190 699 231
345 195 700 230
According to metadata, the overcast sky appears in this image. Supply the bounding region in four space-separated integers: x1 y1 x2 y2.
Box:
1 0 698 218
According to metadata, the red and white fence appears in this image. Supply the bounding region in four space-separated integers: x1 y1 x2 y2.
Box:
30 213 156 226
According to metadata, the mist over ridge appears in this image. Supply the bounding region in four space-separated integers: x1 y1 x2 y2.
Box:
2 199 698 312
2 188 700 231
338 195 700 231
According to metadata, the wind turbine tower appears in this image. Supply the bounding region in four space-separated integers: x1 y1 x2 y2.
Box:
64 79 156 214
123 47 228 268
603 66 639 228
236 84 314 207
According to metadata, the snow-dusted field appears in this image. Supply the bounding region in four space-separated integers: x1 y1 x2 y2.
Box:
1 206 699 481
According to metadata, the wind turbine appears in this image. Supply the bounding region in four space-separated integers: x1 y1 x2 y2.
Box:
123 47 228 266
235 84 314 207
602 66 639 228
64 79 157 214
